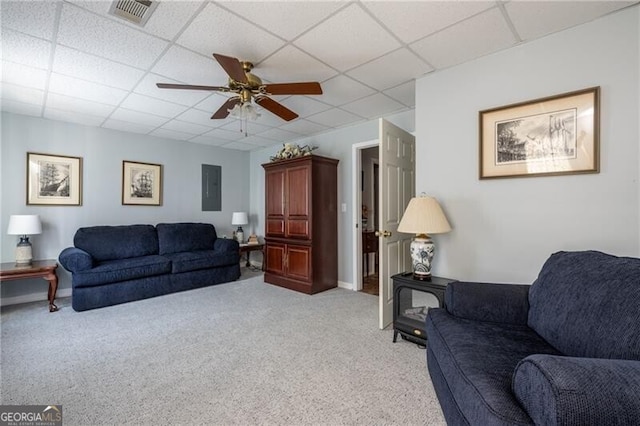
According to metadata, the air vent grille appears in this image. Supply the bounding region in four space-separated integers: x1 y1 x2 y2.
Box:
109 0 157 26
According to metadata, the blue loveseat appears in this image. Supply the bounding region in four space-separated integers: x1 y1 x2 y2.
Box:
425 250 640 425
59 223 240 311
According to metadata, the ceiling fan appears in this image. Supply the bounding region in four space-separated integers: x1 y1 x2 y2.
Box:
156 53 323 122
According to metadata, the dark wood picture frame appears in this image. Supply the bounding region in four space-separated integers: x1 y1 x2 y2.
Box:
122 160 163 206
27 152 82 206
479 87 600 179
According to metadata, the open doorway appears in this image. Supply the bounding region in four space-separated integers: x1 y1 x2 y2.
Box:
361 147 379 295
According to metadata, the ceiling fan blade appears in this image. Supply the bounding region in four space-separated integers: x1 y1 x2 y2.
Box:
212 97 242 119
262 82 322 95
213 53 248 84
255 96 298 121
156 83 230 92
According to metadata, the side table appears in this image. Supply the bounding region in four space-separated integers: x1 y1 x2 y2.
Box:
0 260 59 312
239 243 265 270
391 272 456 346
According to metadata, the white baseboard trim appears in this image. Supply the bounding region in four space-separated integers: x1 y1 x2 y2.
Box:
1 288 72 307
338 280 354 291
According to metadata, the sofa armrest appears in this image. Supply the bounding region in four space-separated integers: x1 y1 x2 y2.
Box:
513 354 640 426
213 238 240 253
445 281 530 324
58 247 94 272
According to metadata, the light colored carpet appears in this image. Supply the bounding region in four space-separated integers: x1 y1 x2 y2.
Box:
1 270 446 425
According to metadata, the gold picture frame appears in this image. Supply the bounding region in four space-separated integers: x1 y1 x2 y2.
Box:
27 152 82 206
479 87 600 179
122 160 163 206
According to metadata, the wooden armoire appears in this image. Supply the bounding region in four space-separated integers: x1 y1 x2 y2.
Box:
262 155 339 294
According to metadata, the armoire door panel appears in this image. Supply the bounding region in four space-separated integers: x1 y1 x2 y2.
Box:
286 166 310 217
265 243 285 275
287 245 311 282
286 219 309 239
266 219 285 236
266 170 285 217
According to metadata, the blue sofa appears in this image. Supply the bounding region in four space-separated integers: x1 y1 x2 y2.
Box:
425 251 640 425
59 223 240 311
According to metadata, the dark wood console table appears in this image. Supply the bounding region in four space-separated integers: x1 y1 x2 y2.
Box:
0 260 59 312
239 243 265 270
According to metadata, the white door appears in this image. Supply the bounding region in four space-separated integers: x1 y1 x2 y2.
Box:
378 119 415 329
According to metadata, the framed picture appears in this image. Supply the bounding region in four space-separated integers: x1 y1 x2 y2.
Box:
479 87 600 179
122 160 162 206
27 152 82 206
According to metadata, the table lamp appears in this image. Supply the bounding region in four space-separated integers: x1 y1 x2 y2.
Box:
231 212 248 244
397 195 451 280
7 214 42 266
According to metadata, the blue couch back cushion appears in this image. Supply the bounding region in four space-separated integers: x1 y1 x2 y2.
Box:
74 225 159 262
156 223 217 255
528 250 640 360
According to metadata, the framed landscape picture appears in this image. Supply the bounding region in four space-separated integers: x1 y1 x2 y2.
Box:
27 152 82 205
122 160 162 206
479 87 600 179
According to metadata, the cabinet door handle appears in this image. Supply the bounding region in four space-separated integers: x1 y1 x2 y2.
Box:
375 230 392 238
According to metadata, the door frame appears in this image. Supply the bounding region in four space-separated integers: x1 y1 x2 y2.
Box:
351 139 379 292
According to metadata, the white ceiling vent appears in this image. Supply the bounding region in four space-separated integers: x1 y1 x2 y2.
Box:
109 0 158 26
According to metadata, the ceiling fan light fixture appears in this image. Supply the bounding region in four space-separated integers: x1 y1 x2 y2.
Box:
228 102 260 121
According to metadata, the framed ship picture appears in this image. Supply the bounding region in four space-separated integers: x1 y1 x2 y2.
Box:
122 160 162 206
27 152 83 206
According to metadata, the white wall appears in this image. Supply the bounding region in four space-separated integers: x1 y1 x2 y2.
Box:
416 6 640 284
249 110 414 285
1 113 250 302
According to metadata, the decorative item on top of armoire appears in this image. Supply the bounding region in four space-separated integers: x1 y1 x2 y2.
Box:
270 143 317 162
397 195 451 281
262 154 339 294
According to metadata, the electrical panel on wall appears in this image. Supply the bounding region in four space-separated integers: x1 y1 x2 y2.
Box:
202 164 221 211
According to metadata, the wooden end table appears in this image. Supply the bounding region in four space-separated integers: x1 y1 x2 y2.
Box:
239 243 265 270
0 260 59 312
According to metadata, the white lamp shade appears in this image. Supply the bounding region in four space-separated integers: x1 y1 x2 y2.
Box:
397 196 451 235
231 212 249 226
7 215 42 235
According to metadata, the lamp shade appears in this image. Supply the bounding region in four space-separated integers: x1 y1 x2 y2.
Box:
231 212 249 226
398 196 451 235
7 215 42 235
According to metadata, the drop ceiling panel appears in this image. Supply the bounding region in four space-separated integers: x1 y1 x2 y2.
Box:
1 83 44 106
57 4 168 69
220 120 273 135
383 81 415 107
194 93 237 113
1 30 52 69
258 127 302 143
218 1 346 41
294 3 401 72
150 128 194 141
176 109 222 128
120 93 188 118
46 93 116 118
316 75 376 106
341 93 405 119
1 62 48 91
219 140 257 151
280 119 329 135
1 0 58 39
134 73 210 106
506 1 635 41
152 46 226 85
189 134 230 147
203 127 247 142
257 46 337 85
411 8 517 69
109 108 169 127
49 73 129 105
279 96 332 118
347 48 432 91
160 119 211 135
102 118 158 135
362 1 495 44
53 46 145 90
44 107 106 127
1 99 43 117
176 3 284 62
307 108 364 128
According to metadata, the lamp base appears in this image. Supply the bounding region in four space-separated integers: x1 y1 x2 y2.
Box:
15 236 33 266
410 234 434 281
236 226 244 244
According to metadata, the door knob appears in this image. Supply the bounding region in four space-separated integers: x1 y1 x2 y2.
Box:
375 230 392 237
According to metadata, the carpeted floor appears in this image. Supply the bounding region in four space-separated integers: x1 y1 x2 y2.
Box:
0 270 446 425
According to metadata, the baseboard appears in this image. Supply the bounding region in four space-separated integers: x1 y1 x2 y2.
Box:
338 280 354 290
1 288 72 307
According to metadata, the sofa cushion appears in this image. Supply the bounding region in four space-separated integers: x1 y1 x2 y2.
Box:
163 250 239 274
73 255 171 287
156 223 217 255
528 251 640 360
426 308 561 425
74 225 158 261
